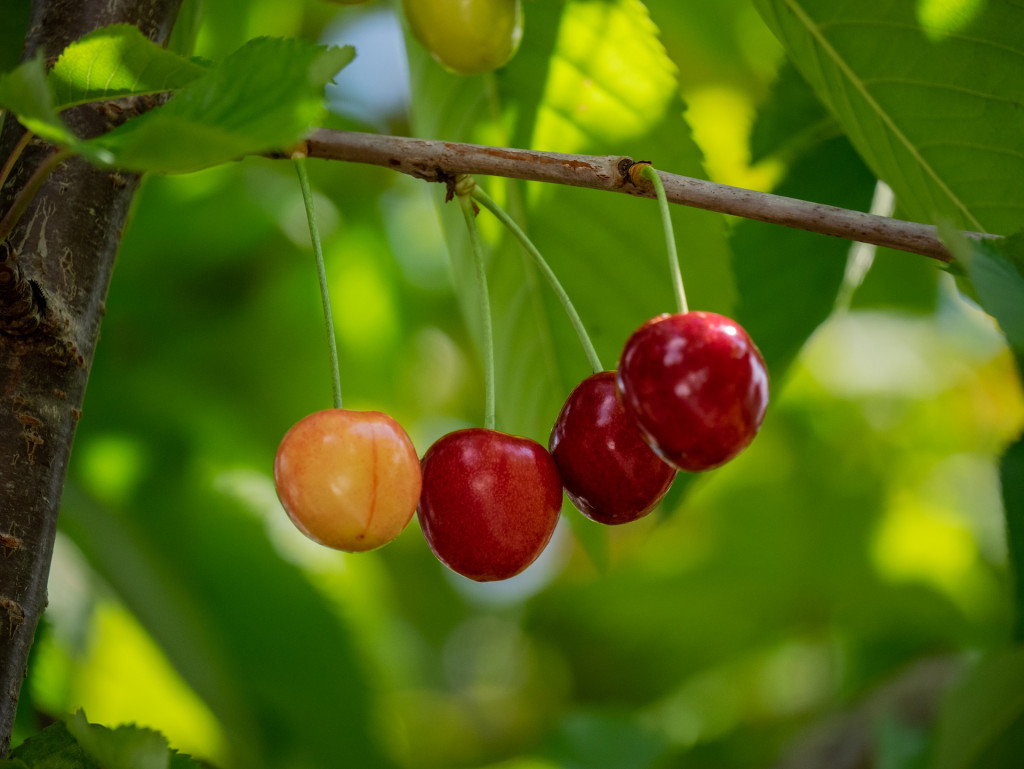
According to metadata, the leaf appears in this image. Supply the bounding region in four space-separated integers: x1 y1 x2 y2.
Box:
929 647 1024 769
753 0 1024 235
66 711 170 769
59 481 386 769
408 0 735 444
49 24 208 110
86 38 354 173
733 135 877 379
942 227 1024 356
0 54 79 147
0 0 30 73
5 721 98 769
749 60 838 165
1000 435 1024 643
6 714 210 769
542 710 669 769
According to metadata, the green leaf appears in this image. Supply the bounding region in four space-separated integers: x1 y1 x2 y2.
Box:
0 0 30 73
542 710 669 769
0 54 112 164
753 0 1024 235
0 54 72 143
408 0 735 443
942 228 1024 357
734 135 876 379
929 647 1024 769
87 38 354 173
49 24 208 110
59 480 386 769
66 711 170 769
5 721 98 769
1000 435 1024 643
749 60 837 165
6 713 210 769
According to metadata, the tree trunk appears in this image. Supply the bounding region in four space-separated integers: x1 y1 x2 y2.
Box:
0 0 182 753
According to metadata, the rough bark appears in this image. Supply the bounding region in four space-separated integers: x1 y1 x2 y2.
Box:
0 0 182 753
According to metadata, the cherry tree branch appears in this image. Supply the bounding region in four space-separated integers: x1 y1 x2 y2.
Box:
301 128 998 263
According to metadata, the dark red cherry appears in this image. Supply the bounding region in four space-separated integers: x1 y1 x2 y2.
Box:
549 371 675 525
417 428 562 582
617 311 769 472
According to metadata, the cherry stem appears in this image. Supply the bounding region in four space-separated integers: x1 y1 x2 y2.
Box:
294 156 343 410
457 182 496 432
640 164 688 314
471 184 604 375
0 146 71 246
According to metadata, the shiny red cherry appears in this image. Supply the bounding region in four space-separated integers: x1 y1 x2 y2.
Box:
417 428 562 582
549 371 675 524
617 311 769 472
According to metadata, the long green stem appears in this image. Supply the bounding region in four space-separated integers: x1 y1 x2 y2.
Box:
471 185 604 375
641 164 688 314
458 191 496 432
0 147 71 245
294 157 343 410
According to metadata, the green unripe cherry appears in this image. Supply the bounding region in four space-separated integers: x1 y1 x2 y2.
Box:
403 0 523 75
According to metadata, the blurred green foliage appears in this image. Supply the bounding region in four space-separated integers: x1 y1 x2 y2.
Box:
6 0 1024 767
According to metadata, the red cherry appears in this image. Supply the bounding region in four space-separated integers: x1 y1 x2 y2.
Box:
417 428 562 582
617 312 769 472
274 409 422 552
549 371 676 525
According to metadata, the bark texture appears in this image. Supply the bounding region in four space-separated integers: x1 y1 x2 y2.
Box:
0 0 182 753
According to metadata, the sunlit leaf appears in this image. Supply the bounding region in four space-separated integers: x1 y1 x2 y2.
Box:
753 0 1024 235
59 482 385 769
0 53 95 157
49 24 208 110
408 0 735 443
87 38 354 173
65 711 170 769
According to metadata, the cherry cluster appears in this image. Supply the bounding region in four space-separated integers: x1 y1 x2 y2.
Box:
274 310 768 583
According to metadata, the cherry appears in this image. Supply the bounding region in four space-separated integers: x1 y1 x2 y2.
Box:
403 0 523 75
617 311 769 472
549 371 676 525
274 409 422 552
417 428 562 582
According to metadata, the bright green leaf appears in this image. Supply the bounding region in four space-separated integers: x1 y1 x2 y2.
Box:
753 0 1024 235
66 711 170 769
59 480 386 769
49 24 208 111
409 0 735 444
0 53 112 163
87 38 354 173
0 54 68 143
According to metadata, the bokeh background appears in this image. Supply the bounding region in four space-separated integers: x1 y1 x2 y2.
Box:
8 0 1024 766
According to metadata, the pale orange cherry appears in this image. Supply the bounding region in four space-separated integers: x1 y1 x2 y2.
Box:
274 409 422 552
